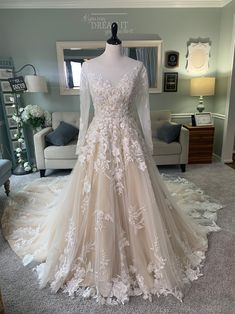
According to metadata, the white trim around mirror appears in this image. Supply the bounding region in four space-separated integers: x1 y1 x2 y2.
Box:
56 40 163 95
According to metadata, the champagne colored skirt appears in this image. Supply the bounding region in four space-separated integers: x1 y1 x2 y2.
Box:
1 158 222 305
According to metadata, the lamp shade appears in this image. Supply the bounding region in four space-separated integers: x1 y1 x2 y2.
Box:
24 75 48 93
190 77 215 96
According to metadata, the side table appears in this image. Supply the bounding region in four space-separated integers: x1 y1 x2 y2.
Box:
183 124 215 164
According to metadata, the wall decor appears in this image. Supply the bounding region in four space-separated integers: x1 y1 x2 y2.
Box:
0 81 12 92
164 72 178 92
82 13 134 35
186 42 211 74
165 51 179 68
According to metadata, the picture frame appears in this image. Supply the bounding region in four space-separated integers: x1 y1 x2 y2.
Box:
3 93 15 104
0 68 13 79
194 112 213 126
164 72 178 92
10 129 18 140
7 117 17 128
5 105 15 116
0 80 12 92
165 51 179 68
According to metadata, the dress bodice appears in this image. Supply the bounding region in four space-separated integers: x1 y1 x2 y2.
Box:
87 63 142 120
76 60 153 156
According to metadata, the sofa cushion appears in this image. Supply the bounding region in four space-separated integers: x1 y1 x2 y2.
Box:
44 139 77 159
152 138 182 156
46 121 79 146
157 122 181 143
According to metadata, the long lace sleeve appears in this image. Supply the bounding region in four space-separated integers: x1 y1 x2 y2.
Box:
135 64 153 154
76 63 91 155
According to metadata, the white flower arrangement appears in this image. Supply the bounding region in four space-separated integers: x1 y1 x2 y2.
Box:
21 104 51 130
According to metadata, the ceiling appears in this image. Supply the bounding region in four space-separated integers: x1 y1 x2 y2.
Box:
0 0 232 9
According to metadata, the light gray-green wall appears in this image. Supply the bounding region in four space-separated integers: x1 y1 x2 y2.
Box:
0 7 232 158
0 8 220 113
214 1 235 155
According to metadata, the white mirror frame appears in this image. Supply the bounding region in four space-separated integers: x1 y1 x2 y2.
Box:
56 40 163 95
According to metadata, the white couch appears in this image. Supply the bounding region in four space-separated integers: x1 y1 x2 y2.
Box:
34 111 189 177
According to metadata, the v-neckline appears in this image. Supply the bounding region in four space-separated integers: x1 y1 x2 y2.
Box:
88 63 142 89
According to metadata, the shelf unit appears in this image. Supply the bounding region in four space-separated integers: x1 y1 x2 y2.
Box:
0 58 31 168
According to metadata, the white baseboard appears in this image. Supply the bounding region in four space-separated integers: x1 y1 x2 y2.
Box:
223 159 233 163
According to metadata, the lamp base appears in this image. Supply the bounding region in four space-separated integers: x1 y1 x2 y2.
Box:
13 164 31 175
197 96 205 113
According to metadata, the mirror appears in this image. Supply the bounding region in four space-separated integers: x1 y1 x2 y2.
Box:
56 40 163 95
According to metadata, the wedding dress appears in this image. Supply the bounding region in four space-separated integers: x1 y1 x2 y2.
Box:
1 60 221 305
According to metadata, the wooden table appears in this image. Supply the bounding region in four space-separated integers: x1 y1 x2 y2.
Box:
184 124 215 164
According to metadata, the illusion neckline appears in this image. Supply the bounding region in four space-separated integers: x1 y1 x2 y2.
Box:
88 62 143 89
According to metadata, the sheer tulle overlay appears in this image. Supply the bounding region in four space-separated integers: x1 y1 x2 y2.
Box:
2 61 222 305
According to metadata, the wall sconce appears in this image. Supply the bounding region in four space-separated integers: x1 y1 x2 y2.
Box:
190 77 215 112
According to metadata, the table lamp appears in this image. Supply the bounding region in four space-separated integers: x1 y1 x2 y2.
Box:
190 77 215 112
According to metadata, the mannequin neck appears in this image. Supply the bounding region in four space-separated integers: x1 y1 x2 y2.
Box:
102 43 123 61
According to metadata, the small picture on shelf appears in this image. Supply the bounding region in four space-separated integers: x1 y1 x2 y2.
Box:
5 105 15 116
0 80 12 92
0 68 13 79
3 93 15 104
7 117 17 128
10 129 18 140
194 112 213 126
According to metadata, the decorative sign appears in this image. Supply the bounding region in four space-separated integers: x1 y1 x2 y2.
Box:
165 51 179 68
8 76 27 92
82 13 134 35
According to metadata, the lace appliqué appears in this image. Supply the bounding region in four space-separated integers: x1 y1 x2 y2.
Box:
77 63 149 195
128 205 147 234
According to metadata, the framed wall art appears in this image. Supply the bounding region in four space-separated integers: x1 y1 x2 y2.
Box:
164 72 178 92
165 51 179 68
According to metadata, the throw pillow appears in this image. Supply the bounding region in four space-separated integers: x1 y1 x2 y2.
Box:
157 122 181 143
46 121 79 146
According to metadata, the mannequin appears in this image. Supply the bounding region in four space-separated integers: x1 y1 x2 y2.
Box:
85 22 138 86
107 22 122 45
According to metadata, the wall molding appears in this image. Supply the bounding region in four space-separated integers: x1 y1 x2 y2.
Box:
0 0 232 9
212 113 226 120
170 112 226 119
